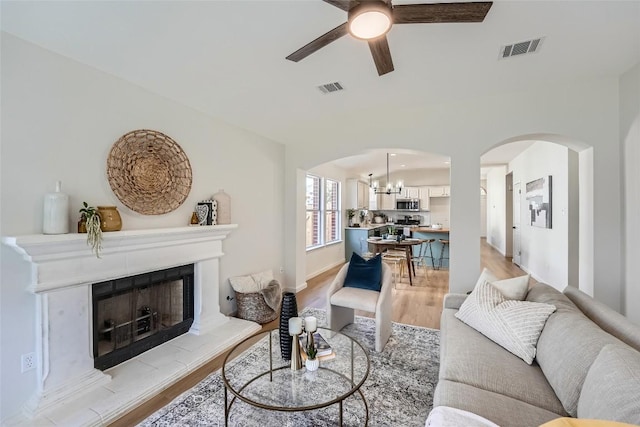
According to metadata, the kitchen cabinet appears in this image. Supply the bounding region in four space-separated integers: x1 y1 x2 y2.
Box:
377 193 396 210
418 186 430 211
401 187 420 199
368 188 378 210
346 179 370 209
429 186 451 197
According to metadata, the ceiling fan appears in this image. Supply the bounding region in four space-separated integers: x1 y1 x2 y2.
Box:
286 0 493 76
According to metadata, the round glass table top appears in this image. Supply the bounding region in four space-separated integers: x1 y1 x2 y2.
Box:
222 327 370 411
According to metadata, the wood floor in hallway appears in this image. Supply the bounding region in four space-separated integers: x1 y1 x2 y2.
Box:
109 238 526 427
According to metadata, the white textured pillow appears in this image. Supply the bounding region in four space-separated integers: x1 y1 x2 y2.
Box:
474 268 530 301
251 270 274 290
474 268 498 289
490 274 530 301
455 280 556 364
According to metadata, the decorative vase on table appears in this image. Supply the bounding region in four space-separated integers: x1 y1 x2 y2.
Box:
305 358 319 372
279 292 298 360
97 206 122 232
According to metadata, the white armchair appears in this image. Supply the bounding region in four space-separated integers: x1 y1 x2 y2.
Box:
326 262 393 352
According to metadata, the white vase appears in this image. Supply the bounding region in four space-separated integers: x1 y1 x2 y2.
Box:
305 358 319 371
43 180 69 234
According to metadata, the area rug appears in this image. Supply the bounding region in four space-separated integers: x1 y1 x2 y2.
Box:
138 308 440 426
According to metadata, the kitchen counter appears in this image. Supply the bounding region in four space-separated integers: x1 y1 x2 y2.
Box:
345 224 392 231
413 227 450 233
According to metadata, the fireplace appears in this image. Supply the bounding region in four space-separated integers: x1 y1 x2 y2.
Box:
2 225 262 425
92 264 195 370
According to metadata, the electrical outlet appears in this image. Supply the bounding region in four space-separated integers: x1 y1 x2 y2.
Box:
21 352 36 373
279 266 285 273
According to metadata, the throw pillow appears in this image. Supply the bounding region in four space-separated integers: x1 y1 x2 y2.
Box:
490 274 531 301
455 279 556 364
473 268 530 300
577 344 640 424
229 274 260 293
343 252 382 292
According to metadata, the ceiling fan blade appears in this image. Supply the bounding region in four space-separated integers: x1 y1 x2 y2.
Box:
368 36 394 76
322 0 356 11
286 22 349 62
393 2 493 24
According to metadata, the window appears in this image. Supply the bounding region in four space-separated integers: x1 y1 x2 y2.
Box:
306 174 341 249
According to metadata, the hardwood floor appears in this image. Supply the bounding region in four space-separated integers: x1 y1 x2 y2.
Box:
108 237 525 426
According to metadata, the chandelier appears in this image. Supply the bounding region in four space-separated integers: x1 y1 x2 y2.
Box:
369 153 403 195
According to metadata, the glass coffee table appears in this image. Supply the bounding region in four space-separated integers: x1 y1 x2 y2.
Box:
222 327 370 426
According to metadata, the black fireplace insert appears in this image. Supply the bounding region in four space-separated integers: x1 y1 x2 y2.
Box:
92 264 194 370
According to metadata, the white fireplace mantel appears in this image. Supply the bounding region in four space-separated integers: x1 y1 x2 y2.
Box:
2 225 262 425
2 224 239 293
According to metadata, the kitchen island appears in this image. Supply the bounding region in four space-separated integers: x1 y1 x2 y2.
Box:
411 227 450 269
344 224 392 260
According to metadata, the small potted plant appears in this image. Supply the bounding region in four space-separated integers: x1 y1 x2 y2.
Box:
305 341 319 371
79 202 102 258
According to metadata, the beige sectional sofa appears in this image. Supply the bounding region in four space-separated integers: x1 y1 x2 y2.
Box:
434 282 640 427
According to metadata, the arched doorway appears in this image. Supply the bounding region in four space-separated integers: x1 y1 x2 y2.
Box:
481 135 592 294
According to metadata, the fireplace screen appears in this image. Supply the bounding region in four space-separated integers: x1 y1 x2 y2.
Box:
93 264 194 370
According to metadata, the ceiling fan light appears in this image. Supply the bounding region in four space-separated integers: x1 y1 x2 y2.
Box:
348 3 392 40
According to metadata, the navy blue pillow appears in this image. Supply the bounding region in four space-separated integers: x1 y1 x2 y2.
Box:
343 253 382 292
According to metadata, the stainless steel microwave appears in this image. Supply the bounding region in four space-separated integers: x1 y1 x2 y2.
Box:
396 199 420 211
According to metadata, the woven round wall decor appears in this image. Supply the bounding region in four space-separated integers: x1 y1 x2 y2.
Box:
107 129 192 215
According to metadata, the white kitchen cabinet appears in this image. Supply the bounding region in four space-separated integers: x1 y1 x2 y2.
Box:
401 187 420 199
377 193 396 210
358 181 369 208
429 186 451 197
346 179 370 209
418 186 431 211
369 188 378 210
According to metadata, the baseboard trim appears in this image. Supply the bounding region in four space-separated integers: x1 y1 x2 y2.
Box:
306 260 345 281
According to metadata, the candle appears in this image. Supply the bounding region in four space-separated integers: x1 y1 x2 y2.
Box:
304 316 317 333
288 317 302 335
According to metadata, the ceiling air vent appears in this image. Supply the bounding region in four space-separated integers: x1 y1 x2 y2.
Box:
500 37 544 59
317 82 345 94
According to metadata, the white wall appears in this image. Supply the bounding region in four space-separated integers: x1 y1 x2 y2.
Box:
305 162 349 279
621 63 640 325
486 166 507 254
0 34 285 421
509 142 571 290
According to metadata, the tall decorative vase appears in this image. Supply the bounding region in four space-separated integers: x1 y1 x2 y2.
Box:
213 189 231 225
279 292 298 360
97 206 122 232
43 181 69 234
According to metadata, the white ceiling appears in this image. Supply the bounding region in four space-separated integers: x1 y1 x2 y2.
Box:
2 1 639 174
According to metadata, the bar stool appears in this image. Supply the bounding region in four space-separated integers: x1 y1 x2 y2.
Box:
438 239 449 270
421 239 436 270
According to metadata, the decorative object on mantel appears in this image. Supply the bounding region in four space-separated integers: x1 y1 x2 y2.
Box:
107 129 192 215
43 180 69 235
212 189 231 225
97 206 122 232
78 202 102 257
196 200 217 225
190 211 199 225
279 292 298 360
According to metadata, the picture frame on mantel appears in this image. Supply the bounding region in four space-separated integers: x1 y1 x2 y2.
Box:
525 175 552 229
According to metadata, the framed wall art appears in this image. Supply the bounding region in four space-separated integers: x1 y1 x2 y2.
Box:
525 176 552 229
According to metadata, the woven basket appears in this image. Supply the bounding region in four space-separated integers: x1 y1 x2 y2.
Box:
235 291 280 324
107 129 192 215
